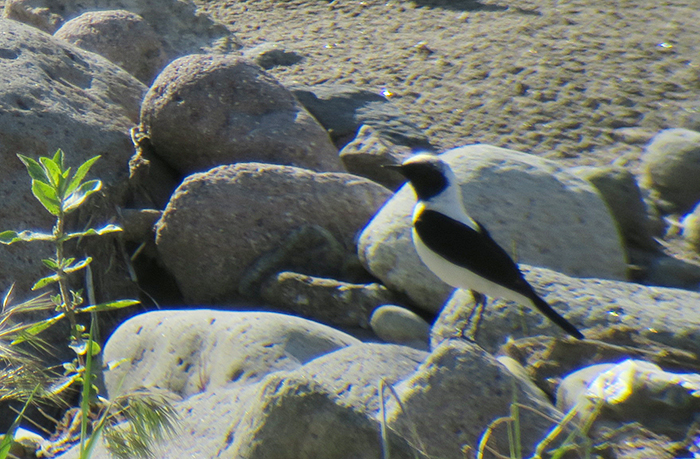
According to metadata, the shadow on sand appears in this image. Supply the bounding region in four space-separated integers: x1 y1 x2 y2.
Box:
410 0 540 15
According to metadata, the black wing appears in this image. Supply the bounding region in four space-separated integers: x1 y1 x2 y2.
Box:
414 210 584 339
414 209 531 295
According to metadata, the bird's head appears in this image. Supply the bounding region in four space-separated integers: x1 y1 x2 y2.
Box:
386 153 456 201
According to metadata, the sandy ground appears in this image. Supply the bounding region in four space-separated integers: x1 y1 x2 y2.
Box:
195 0 700 176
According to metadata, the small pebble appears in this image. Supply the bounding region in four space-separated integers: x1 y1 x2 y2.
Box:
370 304 430 350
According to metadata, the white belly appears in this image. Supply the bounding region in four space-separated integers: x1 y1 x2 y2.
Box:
412 228 533 308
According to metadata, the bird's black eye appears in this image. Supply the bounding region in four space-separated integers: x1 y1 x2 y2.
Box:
399 162 448 200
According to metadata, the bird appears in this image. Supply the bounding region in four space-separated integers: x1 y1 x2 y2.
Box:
388 153 584 340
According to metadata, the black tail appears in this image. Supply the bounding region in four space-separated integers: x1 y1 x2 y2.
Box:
529 293 584 340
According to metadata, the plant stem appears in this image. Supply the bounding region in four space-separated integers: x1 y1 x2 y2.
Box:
55 212 79 342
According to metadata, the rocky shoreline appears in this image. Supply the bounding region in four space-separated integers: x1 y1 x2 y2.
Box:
1 1 700 458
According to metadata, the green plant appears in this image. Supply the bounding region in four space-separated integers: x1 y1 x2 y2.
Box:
477 387 601 459
0 149 177 458
0 150 134 345
76 316 178 459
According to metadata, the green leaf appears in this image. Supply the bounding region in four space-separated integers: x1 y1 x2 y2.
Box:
58 169 72 197
70 339 101 357
66 155 101 196
63 362 77 373
0 231 20 244
61 224 122 242
42 258 60 270
79 315 98 458
63 179 102 213
40 156 63 188
93 223 123 235
17 154 50 184
32 180 61 215
77 299 140 314
52 148 65 170
0 230 54 244
32 273 60 290
10 312 65 344
0 386 39 459
64 257 92 274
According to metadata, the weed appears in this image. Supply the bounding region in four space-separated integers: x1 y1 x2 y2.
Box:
0 149 178 458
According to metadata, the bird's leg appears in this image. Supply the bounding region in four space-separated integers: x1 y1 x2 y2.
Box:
462 290 487 341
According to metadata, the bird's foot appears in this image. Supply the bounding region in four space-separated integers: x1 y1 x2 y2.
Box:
461 290 486 342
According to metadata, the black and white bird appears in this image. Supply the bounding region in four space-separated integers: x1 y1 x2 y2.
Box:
389 153 583 340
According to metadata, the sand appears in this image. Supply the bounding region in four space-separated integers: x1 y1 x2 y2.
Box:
194 0 700 176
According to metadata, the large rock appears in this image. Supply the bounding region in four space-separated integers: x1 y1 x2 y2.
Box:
60 318 426 459
558 360 700 440
61 376 422 459
289 343 428 416
228 374 421 459
3 0 238 60
102 309 361 397
569 165 657 250
0 18 146 297
155 163 391 304
432 265 700 354
387 340 565 459
260 272 401 328
238 224 372 299
358 144 628 313
683 202 700 253
54 10 168 84
642 128 700 213
291 83 433 150
339 124 413 190
140 54 342 175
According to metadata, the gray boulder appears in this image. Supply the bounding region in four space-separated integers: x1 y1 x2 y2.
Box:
642 128 700 213
558 360 700 440
370 305 431 350
54 10 168 84
155 163 391 304
238 224 370 299
229 374 422 459
339 124 413 190
140 54 342 174
643 255 700 290
358 145 628 313
683 202 700 253
569 165 657 250
3 0 239 60
260 272 401 328
102 309 360 397
60 319 425 459
432 265 700 354
290 83 433 149
290 343 428 415
0 18 146 297
386 339 565 459
241 42 304 70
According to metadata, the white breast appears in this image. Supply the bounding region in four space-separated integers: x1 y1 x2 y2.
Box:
412 228 534 309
